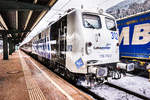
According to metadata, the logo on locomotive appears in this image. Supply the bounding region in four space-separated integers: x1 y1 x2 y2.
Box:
119 23 150 45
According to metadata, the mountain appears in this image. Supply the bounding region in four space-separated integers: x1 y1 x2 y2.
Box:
106 0 150 19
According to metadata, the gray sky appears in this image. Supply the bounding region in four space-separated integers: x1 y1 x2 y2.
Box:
21 0 124 45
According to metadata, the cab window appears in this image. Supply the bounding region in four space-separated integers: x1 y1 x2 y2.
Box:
105 17 116 31
83 14 101 29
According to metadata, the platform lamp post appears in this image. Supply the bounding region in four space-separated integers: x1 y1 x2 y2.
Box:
2 32 8 60
8 39 14 55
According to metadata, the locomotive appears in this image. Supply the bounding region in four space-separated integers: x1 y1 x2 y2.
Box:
21 8 134 84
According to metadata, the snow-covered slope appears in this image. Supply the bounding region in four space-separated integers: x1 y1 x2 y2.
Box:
106 0 150 19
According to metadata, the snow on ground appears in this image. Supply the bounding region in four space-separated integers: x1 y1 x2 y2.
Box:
108 74 150 98
91 84 142 100
79 80 142 100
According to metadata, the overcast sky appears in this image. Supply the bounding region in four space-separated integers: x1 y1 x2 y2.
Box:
21 0 124 46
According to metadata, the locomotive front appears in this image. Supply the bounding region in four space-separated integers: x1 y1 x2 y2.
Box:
82 10 120 78
66 9 134 82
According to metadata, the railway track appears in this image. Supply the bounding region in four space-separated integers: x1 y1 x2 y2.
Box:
128 69 149 78
75 85 106 100
76 80 149 100
105 82 150 100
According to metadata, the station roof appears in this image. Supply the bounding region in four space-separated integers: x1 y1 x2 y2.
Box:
0 0 57 44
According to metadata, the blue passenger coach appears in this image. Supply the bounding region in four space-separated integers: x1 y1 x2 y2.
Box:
117 11 150 60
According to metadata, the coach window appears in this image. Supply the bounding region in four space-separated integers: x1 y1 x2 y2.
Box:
83 14 101 29
39 33 41 39
47 37 49 41
105 17 116 31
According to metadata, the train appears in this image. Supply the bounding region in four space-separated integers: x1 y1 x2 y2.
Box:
117 10 150 70
21 8 134 84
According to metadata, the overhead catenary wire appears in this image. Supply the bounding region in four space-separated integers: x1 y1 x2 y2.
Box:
46 0 71 22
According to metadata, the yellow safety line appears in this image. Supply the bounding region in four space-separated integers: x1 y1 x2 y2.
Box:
28 54 74 100
19 51 46 100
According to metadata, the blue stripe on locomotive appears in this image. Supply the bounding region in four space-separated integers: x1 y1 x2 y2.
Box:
117 12 150 59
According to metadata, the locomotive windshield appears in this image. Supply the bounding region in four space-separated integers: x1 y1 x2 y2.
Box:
105 17 116 31
83 14 101 29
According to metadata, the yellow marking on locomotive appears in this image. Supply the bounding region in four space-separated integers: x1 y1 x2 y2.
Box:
122 56 150 60
132 59 138 62
148 69 150 82
139 61 145 66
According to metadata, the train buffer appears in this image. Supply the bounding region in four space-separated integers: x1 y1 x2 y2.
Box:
0 50 93 100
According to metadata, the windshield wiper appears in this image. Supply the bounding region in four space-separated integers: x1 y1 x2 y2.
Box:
85 20 95 29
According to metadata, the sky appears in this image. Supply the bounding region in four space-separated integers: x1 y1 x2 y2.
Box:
20 0 124 46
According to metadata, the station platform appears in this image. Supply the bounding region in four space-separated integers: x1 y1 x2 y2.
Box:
0 50 93 100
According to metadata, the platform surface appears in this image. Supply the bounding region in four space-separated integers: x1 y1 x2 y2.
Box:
0 52 29 100
0 50 93 100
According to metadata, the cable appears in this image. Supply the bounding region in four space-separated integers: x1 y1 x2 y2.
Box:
47 0 71 21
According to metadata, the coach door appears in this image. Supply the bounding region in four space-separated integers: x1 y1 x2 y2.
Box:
59 17 67 59
56 16 67 65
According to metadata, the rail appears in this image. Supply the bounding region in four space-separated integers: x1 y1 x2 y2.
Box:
105 82 150 100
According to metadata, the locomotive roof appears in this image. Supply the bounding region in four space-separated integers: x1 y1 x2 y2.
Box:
80 9 115 19
48 8 115 26
33 8 116 40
